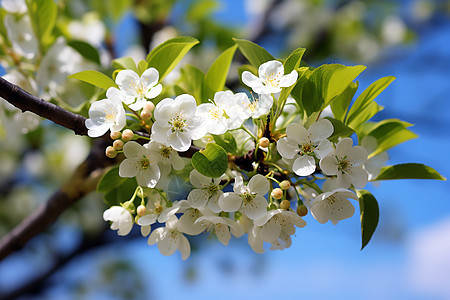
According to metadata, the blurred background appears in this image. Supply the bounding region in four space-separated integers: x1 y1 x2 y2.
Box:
0 0 449 299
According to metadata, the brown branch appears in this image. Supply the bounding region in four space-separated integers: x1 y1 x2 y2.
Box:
0 76 88 136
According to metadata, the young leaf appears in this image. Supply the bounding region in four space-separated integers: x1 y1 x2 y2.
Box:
375 163 446 181
330 81 358 122
97 166 127 193
146 37 199 82
179 64 205 103
212 132 238 154
358 190 379 250
104 178 138 207
203 44 238 100
191 143 228 178
68 70 117 90
346 76 395 125
348 101 384 130
233 38 275 68
137 60 148 75
112 56 137 72
324 117 355 143
68 40 101 65
27 0 57 46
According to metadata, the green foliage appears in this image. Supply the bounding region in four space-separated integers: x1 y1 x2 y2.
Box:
146 37 199 82
178 64 205 102
112 57 138 73
325 117 355 143
97 166 127 194
26 0 57 48
346 76 395 127
98 166 138 206
362 119 417 158
68 70 117 90
330 82 358 122
203 44 237 100
212 132 238 154
191 143 228 178
233 38 275 68
68 40 101 65
358 190 379 250
293 64 366 116
375 163 446 181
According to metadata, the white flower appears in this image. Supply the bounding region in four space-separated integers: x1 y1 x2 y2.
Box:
148 215 191 260
68 12 106 47
320 137 369 188
177 200 209 235
147 140 185 175
254 209 306 243
4 15 38 59
1 0 27 13
137 197 183 236
115 68 162 111
218 174 269 220
248 225 264 253
310 188 358 224
242 60 298 94
151 94 207 152
277 120 334 176
235 93 274 119
187 169 224 213
119 141 161 188
103 206 133 236
196 91 247 134
85 89 126 137
196 214 244 246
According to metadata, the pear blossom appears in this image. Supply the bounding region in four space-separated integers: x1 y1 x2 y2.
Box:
114 68 162 110
254 209 306 243
4 15 38 59
320 137 369 188
146 140 184 175
310 188 358 224
85 89 126 137
151 94 207 152
196 91 247 134
103 206 133 236
269 231 293 251
195 214 244 246
218 174 269 220
242 60 298 94
148 215 191 260
1 0 27 13
235 93 274 119
248 225 264 253
177 200 209 235
119 141 161 188
277 119 334 176
187 170 224 213
137 197 183 236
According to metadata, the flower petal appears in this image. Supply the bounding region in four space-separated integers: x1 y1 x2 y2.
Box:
187 189 209 208
218 192 242 212
243 195 268 220
308 119 333 141
278 70 298 87
140 67 159 87
248 174 269 196
292 155 316 176
157 231 180 256
215 223 231 246
119 158 140 178
179 234 191 260
260 219 281 243
242 71 263 91
319 155 338 175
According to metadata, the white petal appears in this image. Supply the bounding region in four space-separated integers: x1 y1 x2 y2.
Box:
116 69 139 90
189 169 210 188
137 214 158 226
170 153 185 170
153 98 175 120
137 165 161 188
258 60 283 80
292 155 316 176
123 141 144 158
242 71 263 90
348 146 368 165
146 83 162 99
207 191 223 213
141 67 159 87
319 155 338 175
347 165 369 188
140 225 151 237
119 158 140 178
179 233 191 260
335 138 353 157
286 123 307 144
168 131 191 152
276 137 299 159
314 139 333 159
248 226 264 254
233 175 245 195
278 70 298 87
261 219 281 243
215 223 231 246
148 227 164 245
243 195 268 220
187 189 209 208
158 231 180 256
175 94 197 116
248 174 269 195
254 209 280 226
118 212 133 236
158 206 180 223
308 119 334 141
310 201 330 224
178 211 204 235
218 192 242 212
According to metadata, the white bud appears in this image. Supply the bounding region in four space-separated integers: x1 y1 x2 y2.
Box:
110 131 121 140
105 146 117 158
122 129 134 142
259 137 270 148
271 188 283 200
113 139 124 150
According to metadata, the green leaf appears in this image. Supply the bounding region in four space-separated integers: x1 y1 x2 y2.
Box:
186 0 218 22
191 143 228 178
27 0 57 46
104 178 138 207
112 56 137 72
348 101 384 130
375 163 446 181
137 60 148 76
68 70 117 90
324 117 355 143
364 119 417 158
203 44 238 100
212 132 238 154
330 81 358 122
233 38 275 68
296 64 366 116
179 64 205 103
68 40 101 65
358 190 379 250
346 76 395 125
146 37 199 82
97 166 127 193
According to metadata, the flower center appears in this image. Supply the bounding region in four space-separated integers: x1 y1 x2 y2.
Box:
263 72 281 87
335 156 352 173
242 192 255 203
206 183 219 195
208 106 223 120
154 204 163 214
168 114 187 132
140 155 151 169
160 146 172 159
131 80 148 97
299 141 316 155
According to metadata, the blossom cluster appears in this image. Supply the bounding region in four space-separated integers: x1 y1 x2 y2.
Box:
91 60 385 260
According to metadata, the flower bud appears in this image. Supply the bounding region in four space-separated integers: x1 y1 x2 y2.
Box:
279 180 291 190
137 205 147 216
143 102 155 111
110 131 121 140
259 137 270 148
271 188 283 200
140 109 152 121
105 146 117 158
280 199 290 210
121 129 134 142
113 139 124 150
297 204 308 217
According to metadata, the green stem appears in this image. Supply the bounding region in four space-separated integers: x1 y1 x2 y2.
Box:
240 125 257 141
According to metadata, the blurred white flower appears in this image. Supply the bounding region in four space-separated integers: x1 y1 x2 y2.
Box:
4 15 38 59
103 206 133 236
1 0 27 13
